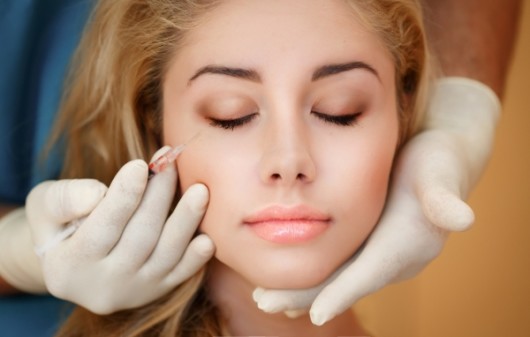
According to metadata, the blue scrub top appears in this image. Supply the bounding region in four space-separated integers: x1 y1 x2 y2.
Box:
0 0 92 203
0 1 92 336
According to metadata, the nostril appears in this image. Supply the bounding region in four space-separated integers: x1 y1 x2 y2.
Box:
269 172 308 181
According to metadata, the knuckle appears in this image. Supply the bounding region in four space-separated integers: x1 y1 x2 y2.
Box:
45 277 67 299
88 298 116 315
45 181 72 221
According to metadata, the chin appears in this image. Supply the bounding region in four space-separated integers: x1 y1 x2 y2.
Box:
251 272 329 290
236 252 345 290
211 230 364 290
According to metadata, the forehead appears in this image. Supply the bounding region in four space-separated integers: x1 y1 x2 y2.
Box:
169 0 393 84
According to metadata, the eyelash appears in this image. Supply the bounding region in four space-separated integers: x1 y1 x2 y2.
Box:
209 113 258 130
311 111 362 126
208 111 362 130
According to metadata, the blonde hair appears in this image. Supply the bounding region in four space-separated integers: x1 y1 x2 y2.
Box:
52 0 432 336
345 0 433 143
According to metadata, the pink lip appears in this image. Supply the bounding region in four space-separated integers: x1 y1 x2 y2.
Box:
243 205 331 244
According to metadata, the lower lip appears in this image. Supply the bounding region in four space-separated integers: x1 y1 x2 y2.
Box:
247 220 329 244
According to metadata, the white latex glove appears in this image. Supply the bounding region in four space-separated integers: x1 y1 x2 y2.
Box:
253 77 501 325
26 148 214 314
0 208 45 293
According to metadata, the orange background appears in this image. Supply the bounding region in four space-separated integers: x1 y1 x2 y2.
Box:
356 1 530 336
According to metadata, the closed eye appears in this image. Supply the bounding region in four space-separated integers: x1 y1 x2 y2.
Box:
208 113 258 130
311 111 362 126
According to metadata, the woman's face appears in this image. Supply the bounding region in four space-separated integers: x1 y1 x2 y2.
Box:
162 0 398 289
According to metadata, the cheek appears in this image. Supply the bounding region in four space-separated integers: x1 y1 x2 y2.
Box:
175 151 208 192
352 152 393 219
326 120 398 244
176 151 222 239
333 145 394 218
175 143 253 234
323 145 395 271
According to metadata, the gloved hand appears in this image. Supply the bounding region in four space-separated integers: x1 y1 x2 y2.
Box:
26 147 214 314
252 77 501 325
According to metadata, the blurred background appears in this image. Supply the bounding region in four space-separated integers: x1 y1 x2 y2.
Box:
356 1 530 336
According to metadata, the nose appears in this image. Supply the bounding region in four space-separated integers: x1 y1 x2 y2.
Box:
259 121 316 186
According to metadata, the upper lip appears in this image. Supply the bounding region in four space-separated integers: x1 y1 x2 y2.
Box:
243 205 331 224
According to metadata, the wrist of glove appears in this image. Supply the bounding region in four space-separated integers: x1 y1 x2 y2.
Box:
0 208 46 293
253 77 501 325
423 77 501 193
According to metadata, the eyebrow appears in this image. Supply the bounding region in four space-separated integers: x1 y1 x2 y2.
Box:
188 61 380 85
189 66 261 84
312 61 380 82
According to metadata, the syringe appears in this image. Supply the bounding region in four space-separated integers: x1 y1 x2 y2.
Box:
148 132 201 178
148 144 186 178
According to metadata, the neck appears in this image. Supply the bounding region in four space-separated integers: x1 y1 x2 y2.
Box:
205 259 367 337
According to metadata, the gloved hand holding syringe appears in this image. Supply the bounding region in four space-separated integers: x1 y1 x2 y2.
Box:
34 132 202 257
26 132 212 314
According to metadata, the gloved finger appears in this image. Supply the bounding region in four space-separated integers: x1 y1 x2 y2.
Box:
284 309 308 319
143 183 209 275
420 183 475 231
109 147 177 266
253 286 322 313
27 179 107 246
162 234 215 286
308 254 383 326
72 160 148 257
308 201 446 326
415 142 475 231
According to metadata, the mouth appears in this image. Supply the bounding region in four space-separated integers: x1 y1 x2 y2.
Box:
243 205 331 244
